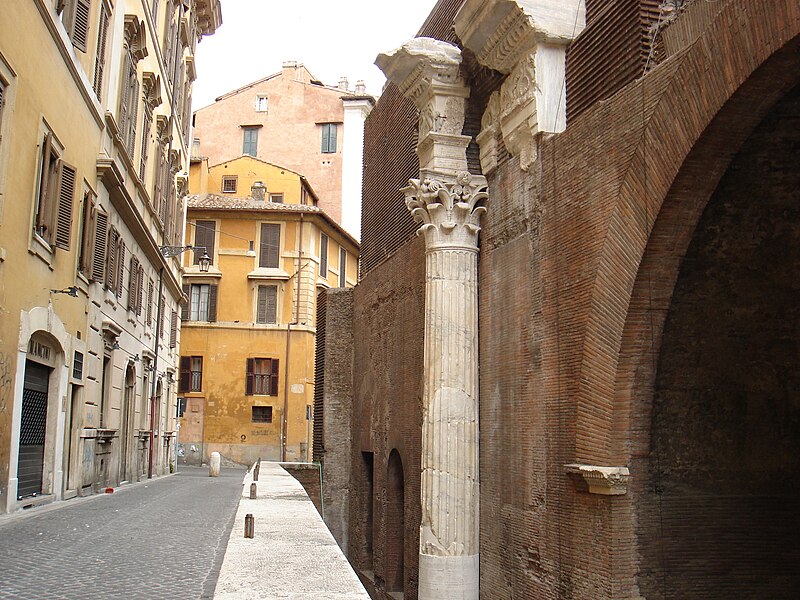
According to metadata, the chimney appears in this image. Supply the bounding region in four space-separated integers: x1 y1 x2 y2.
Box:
251 181 266 201
282 61 299 80
338 76 349 91
355 80 366 95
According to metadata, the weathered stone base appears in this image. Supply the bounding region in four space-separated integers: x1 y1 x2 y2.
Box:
418 553 479 600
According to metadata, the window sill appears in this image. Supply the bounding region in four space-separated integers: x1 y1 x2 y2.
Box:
247 268 289 280
28 234 54 270
184 266 222 278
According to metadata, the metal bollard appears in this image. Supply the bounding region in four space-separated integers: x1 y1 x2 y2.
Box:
253 461 260 481
249 482 257 499
244 513 254 538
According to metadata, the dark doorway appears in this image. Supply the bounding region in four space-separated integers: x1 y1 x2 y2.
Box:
17 361 50 499
386 449 405 594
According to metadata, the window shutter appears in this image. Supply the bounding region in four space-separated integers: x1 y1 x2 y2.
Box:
92 4 108 97
70 0 91 53
117 240 126 297
136 264 144 315
194 220 215 264
128 255 139 310
159 296 165 338
245 358 254 395
118 55 132 142
139 111 151 182
127 78 139 158
147 278 154 325
169 309 177 348
179 356 191 392
208 284 218 322
257 285 277 324
37 133 53 240
270 359 279 396
54 161 76 251
181 283 190 320
259 223 280 268
105 226 118 290
329 124 337 152
320 232 328 276
91 209 108 282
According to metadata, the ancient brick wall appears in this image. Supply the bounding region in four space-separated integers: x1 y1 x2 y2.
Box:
348 236 425 599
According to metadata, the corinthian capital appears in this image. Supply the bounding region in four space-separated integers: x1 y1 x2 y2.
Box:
403 172 488 250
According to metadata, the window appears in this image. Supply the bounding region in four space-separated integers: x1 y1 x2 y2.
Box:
320 232 328 277
33 132 68 248
191 138 201 157
127 254 144 315
269 193 283 204
339 247 347 287
118 51 140 160
242 127 258 156
245 358 279 396
255 94 269 112
221 176 237 193
252 406 273 423
190 284 209 321
59 0 92 52
256 285 277 324
93 3 110 97
169 309 178 348
185 283 217 322
179 356 202 392
259 223 280 268
78 190 96 275
73 351 84 380
193 220 215 265
321 123 337 153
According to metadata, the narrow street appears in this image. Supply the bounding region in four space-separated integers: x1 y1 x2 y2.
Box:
0 466 245 600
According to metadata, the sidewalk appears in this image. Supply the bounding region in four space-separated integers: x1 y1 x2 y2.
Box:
214 461 370 600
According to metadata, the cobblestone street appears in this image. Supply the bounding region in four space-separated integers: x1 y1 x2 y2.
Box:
0 466 245 600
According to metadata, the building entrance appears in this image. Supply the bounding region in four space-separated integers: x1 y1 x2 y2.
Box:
17 361 50 499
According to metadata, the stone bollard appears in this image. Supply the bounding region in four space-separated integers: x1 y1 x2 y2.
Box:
253 461 260 482
244 513 254 538
250 482 257 499
209 451 221 477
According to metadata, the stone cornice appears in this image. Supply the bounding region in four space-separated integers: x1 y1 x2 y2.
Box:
403 172 488 251
565 464 630 495
455 0 585 73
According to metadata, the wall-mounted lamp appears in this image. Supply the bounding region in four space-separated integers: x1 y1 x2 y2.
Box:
160 245 211 272
50 286 79 297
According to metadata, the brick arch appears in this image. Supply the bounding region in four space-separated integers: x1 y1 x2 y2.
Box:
574 1 800 466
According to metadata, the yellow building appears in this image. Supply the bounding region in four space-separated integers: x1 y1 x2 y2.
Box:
180 156 358 464
0 0 220 514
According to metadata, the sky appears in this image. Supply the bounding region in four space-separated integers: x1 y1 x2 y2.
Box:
192 0 440 110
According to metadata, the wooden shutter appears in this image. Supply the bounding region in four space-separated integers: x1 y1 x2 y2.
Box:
118 55 132 143
92 3 108 97
329 124 337 152
208 284 218 322
194 220 215 263
136 264 144 315
257 285 277 324
270 359 279 396
127 78 139 158
128 255 139 310
79 191 96 273
259 223 280 268
105 226 118 289
54 161 76 251
91 209 108 282
37 133 54 241
169 309 177 348
320 232 328 276
181 283 190 320
147 278 154 326
139 110 151 182
70 0 91 52
117 240 126 297
245 357 254 395
159 296 165 338
178 356 191 392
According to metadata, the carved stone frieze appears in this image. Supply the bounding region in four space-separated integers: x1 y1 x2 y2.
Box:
123 15 148 62
141 72 163 112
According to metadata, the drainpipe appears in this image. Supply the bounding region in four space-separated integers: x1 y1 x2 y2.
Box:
282 214 305 461
148 267 164 478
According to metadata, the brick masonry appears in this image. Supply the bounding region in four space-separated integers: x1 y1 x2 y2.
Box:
320 1 800 598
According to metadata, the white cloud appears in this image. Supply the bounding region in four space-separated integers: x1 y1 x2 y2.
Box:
192 0 439 109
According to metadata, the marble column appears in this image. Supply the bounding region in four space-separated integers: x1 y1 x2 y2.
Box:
377 39 487 599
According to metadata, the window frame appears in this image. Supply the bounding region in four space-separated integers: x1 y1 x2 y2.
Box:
320 232 329 277
221 176 238 194
339 246 347 287
245 357 279 396
193 219 216 265
242 126 259 156
252 405 273 423
268 193 283 204
256 284 278 324
255 94 269 112
179 355 203 393
258 222 281 269
189 283 210 321
321 123 337 154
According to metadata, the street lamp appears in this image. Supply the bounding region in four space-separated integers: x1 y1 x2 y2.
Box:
148 244 210 478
